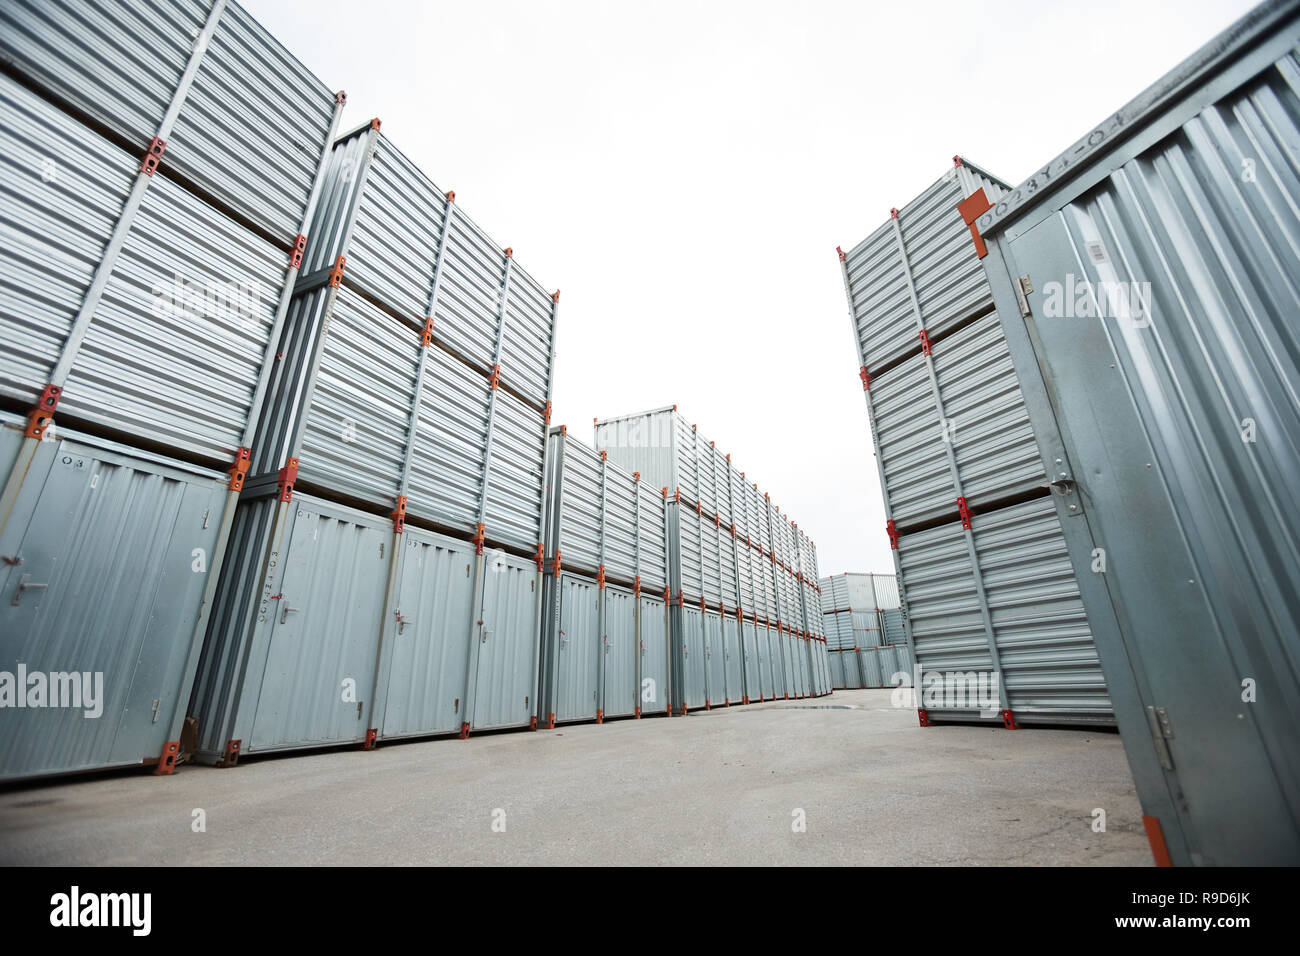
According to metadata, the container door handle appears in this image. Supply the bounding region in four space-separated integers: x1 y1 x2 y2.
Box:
280 602 300 625
11 574 48 606
482 628 492 644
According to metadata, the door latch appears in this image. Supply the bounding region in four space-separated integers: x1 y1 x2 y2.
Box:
1145 705 1175 771
11 574 48 606
1015 274 1033 317
280 601 300 624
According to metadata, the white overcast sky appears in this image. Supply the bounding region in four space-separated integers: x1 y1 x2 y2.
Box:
246 0 1256 576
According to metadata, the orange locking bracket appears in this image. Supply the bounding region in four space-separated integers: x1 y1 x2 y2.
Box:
421 315 435 347
535 543 545 572
290 233 308 270
140 137 165 176
328 256 346 288
391 495 407 533
957 188 994 259
553 549 563 577
473 522 486 555
228 446 251 492
278 458 299 502
543 401 552 425
24 384 61 440
489 363 501 390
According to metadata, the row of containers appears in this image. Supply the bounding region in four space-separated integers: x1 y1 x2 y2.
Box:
538 420 830 725
820 572 911 690
838 155 1115 731
0 0 562 780
839 0 1300 865
592 408 830 712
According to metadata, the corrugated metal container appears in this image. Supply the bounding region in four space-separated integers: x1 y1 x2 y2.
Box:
0 0 337 238
536 428 671 726
0 413 229 779
828 650 846 689
0 0 344 781
839 156 1114 728
973 0 1300 864
250 124 558 553
191 491 544 757
598 406 828 708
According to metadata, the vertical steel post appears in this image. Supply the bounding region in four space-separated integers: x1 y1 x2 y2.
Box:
461 244 515 735
595 451 608 723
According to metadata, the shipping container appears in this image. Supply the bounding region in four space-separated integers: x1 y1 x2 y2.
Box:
839 157 1114 728
537 428 670 725
973 0 1300 864
597 407 827 708
0 0 343 781
191 117 559 758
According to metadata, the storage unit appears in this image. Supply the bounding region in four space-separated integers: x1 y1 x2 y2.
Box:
839 158 1112 726
191 116 559 761
820 572 908 689
0 0 343 781
537 429 671 725
973 0 1300 865
596 407 829 708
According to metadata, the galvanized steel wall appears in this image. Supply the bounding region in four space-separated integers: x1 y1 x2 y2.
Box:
974 0 1300 864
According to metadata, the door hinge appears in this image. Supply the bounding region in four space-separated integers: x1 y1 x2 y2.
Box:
1146 705 1175 771
1015 274 1033 317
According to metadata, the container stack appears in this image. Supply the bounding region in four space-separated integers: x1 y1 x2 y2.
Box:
594 407 829 711
537 428 670 726
0 0 343 780
819 573 910 690
838 158 1113 728
190 119 559 762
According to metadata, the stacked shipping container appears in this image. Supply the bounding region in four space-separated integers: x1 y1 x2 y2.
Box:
538 428 670 725
594 407 829 711
191 118 559 761
839 158 1114 727
0 0 343 779
820 572 911 690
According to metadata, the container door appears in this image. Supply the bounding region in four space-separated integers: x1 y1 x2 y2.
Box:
742 621 761 702
601 586 636 718
472 552 540 730
0 437 224 778
683 606 707 709
555 575 599 723
828 651 844 689
638 596 669 715
703 611 725 707
381 530 475 738
250 504 389 751
722 615 742 704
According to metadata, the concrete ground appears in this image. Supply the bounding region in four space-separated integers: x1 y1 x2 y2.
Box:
0 689 1150 866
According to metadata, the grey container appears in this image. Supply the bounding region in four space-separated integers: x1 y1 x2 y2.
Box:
839 157 1114 727
192 490 544 758
0 413 229 779
973 0 1300 865
249 124 558 555
0 0 338 238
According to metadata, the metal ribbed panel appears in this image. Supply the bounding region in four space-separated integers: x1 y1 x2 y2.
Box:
896 519 995 683
700 510 721 604
860 647 883 688
853 610 882 647
0 0 205 153
297 286 417 504
712 446 732 525
167 0 335 237
828 649 845 688
728 466 746 538
871 574 901 609
693 430 716 515
381 528 475 738
636 483 668 592
0 76 135 405
406 346 490 534
0 421 226 779
881 608 906 645
931 312 1045 505
482 386 545 551
680 604 706 709
501 267 554 409
603 466 638 585
718 524 739 610
843 223 912 371
556 437 602 576
673 502 702 600
435 213 505 378
736 535 754 610
869 354 954 525
61 172 284 462
344 135 447 322
593 407 681 495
